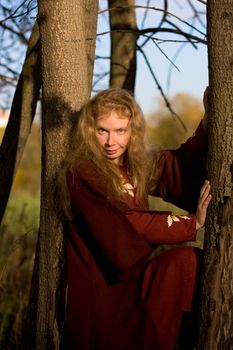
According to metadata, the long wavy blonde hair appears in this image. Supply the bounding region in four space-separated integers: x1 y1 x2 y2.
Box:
60 88 157 215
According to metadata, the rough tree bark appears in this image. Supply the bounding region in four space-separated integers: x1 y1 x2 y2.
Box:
108 0 137 92
198 1 233 349
0 23 41 225
27 1 98 349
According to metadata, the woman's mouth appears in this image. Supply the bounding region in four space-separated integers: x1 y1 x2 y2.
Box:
105 149 118 155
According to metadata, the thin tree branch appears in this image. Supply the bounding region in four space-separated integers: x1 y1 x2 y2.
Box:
0 0 28 22
140 0 168 47
164 19 198 48
99 5 206 37
97 28 206 45
186 0 206 28
0 0 37 23
0 74 17 84
92 71 109 88
141 0 151 29
139 27 206 45
95 55 110 60
137 44 187 131
158 0 168 28
0 62 19 76
166 42 187 94
0 22 28 44
148 37 180 72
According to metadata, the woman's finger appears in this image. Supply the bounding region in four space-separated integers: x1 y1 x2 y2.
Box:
199 180 211 204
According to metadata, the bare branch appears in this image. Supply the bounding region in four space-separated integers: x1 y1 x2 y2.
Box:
0 0 28 22
166 42 187 93
95 55 110 60
197 0 206 4
158 0 168 28
146 37 180 72
139 27 206 45
141 0 151 29
0 74 17 84
164 19 198 48
92 71 109 88
0 21 28 44
137 44 187 131
0 0 37 23
99 5 206 37
97 28 206 45
186 0 206 28
0 62 19 76
139 0 169 48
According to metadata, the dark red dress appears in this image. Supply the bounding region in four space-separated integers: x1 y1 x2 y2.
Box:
63 123 207 350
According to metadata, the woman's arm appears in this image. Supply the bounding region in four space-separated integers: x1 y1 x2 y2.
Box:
150 121 208 212
150 88 209 212
125 210 197 246
126 180 211 246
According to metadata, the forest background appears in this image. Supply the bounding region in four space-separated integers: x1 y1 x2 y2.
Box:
0 0 207 348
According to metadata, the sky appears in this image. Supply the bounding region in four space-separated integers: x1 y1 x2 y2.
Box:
96 0 208 115
136 34 208 114
0 0 208 117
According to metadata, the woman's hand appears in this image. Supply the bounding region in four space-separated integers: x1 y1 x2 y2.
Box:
196 180 212 230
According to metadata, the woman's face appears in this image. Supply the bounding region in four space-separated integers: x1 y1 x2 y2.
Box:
95 110 131 165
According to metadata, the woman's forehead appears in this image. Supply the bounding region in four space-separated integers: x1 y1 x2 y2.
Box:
97 110 130 121
96 104 131 117
95 111 130 129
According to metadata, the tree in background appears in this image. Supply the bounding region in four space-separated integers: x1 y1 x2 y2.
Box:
198 1 233 348
108 0 137 91
0 23 41 224
26 1 98 348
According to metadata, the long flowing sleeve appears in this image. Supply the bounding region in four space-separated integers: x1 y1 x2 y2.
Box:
125 210 196 246
150 122 207 213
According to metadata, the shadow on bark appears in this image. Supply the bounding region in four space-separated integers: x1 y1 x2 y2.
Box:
23 95 83 350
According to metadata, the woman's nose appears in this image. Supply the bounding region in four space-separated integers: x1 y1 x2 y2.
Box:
106 132 115 146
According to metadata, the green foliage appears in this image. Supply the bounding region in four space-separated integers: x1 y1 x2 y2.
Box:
148 195 187 214
0 192 39 348
0 121 40 348
2 191 40 234
14 123 41 193
146 93 203 149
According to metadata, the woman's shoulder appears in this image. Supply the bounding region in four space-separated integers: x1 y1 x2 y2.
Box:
67 160 108 196
71 159 100 179
67 160 132 211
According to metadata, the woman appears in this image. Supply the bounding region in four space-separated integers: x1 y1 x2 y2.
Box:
61 88 211 350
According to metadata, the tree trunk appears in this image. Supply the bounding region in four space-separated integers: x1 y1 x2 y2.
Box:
0 23 41 225
198 1 233 349
108 0 137 92
27 1 98 349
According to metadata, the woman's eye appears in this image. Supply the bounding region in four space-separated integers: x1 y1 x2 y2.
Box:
117 129 126 135
98 128 106 135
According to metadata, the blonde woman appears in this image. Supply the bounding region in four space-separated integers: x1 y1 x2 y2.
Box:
61 88 211 350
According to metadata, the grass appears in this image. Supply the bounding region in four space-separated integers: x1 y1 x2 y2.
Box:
0 191 39 349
